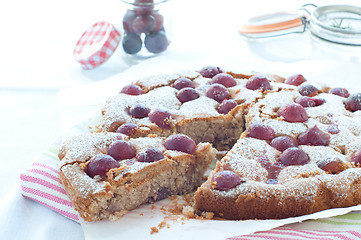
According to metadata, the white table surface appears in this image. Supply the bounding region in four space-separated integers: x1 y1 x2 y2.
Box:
1 0 361 239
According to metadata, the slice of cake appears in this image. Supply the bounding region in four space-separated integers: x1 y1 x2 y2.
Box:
58 132 216 221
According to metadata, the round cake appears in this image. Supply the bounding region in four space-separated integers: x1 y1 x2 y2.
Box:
58 66 361 221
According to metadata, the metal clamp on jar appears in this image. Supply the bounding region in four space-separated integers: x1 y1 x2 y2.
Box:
239 3 361 46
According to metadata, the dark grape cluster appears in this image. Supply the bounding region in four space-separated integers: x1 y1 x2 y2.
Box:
212 170 242 190
122 1 168 55
85 154 120 178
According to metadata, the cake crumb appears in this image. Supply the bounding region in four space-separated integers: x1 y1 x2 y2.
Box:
158 220 167 229
150 227 159 234
182 206 195 218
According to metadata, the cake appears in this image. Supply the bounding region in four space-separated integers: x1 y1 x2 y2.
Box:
58 66 361 222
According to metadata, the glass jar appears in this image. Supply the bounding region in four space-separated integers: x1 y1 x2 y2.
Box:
120 0 172 59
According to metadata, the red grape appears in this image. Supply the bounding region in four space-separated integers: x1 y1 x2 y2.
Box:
133 0 154 15
278 103 308 122
116 123 138 136
152 11 164 31
144 30 169 53
136 147 164 162
285 74 307 86
173 77 194 90
108 140 136 160
164 134 196 154
297 125 330 146
120 84 144 95
317 157 343 173
330 87 350 98
148 108 172 129
176 87 200 103
199 66 223 78
210 73 237 88
129 104 150 118
245 75 271 91
345 93 361 112
205 83 230 103
294 96 324 107
278 147 309 166
123 10 136 33
351 149 361 167
122 33 142 54
247 123 275 141
217 99 237 114
270 136 298 152
85 154 120 178
212 170 242 190
298 84 319 96
132 15 156 34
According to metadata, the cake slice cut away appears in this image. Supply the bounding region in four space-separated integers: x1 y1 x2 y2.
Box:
58 132 216 221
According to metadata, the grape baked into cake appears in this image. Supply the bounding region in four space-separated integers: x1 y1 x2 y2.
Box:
58 66 361 222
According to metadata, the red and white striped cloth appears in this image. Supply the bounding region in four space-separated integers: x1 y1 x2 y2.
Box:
20 145 361 239
229 228 361 240
20 145 79 222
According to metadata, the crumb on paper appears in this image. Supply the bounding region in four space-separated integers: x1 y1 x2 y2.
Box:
182 205 195 218
158 220 167 229
150 227 159 234
148 194 218 235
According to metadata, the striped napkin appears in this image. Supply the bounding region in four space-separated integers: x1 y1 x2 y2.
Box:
20 144 80 223
20 144 361 239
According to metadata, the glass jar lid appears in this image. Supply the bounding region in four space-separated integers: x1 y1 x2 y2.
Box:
308 4 361 45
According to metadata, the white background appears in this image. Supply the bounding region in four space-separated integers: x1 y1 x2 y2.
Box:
1 0 361 239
